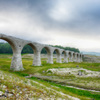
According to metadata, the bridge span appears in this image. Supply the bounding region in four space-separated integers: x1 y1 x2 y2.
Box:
0 34 83 71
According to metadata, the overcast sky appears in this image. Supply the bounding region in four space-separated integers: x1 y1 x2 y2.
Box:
0 0 100 52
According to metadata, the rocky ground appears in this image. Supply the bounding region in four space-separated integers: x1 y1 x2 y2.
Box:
0 54 100 100
0 70 80 100
47 67 100 78
83 54 100 63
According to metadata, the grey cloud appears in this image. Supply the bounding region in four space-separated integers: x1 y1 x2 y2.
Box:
28 0 100 36
0 0 100 35
0 0 100 51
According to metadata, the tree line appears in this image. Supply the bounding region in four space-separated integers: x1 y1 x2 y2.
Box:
0 43 80 54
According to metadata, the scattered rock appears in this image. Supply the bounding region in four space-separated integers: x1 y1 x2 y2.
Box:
38 98 43 100
0 91 3 96
8 93 13 97
5 90 9 94
76 65 79 68
42 71 45 73
78 71 82 76
2 85 7 89
1 94 7 97
28 98 34 100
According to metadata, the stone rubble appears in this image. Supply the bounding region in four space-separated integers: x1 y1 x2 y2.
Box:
47 67 100 77
0 70 80 100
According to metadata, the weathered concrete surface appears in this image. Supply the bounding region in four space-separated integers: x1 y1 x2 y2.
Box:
0 34 83 71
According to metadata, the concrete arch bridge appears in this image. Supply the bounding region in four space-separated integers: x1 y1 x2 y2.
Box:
0 34 83 71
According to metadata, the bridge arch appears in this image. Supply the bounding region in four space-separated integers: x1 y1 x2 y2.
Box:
68 51 72 62
53 48 62 63
62 50 67 63
21 43 38 67
73 52 76 62
21 43 38 54
0 37 16 52
0 39 14 71
80 54 83 62
0 34 83 71
76 53 79 62
21 42 43 66
0 36 24 71
40 46 52 64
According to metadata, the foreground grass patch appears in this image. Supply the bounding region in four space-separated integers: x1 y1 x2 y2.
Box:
0 54 100 99
30 77 100 100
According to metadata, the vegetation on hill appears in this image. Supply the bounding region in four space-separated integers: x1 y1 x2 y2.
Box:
0 43 80 54
52 45 80 53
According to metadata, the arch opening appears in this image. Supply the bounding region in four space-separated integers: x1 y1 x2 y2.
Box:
62 51 66 62
76 54 79 62
21 43 37 68
53 49 60 63
0 39 13 70
40 47 51 64
68 52 71 62
0 37 16 52
73 53 75 62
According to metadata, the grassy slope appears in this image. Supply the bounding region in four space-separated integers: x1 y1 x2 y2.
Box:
0 54 100 100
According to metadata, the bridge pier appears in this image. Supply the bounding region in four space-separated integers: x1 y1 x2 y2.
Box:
57 52 62 63
33 51 41 66
73 53 77 62
77 54 81 62
69 52 73 62
10 51 24 71
47 53 53 64
63 51 68 63
63 56 68 63
57 55 62 63
80 54 83 62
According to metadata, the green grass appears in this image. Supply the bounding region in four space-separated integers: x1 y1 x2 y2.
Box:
30 77 100 100
0 54 100 100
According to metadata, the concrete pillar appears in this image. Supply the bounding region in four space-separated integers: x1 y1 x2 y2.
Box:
72 54 75 62
80 55 83 62
77 54 81 63
69 52 73 62
33 51 41 66
68 54 71 62
47 52 53 64
73 55 75 62
79 54 81 63
63 52 68 63
76 53 79 62
63 55 68 63
77 57 79 62
53 49 62 63
73 53 77 62
57 54 62 63
10 49 24 71
56 50 62 63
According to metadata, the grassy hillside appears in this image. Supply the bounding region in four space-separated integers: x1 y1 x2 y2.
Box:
0 54 100 100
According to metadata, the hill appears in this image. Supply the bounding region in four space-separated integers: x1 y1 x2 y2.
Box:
82 51 100 56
